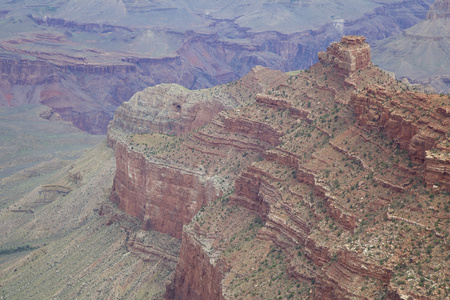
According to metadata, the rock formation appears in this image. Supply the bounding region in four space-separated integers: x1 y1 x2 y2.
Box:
318 36 371 77
107 36 449 299
107 83 238 147
108 66 288 239
427 0 450 19
111 142 219 239
165 37 449 299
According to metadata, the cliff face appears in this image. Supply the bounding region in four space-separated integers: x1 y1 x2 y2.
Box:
111 142 219 239
107 34 448 299
0 56 148 134
108 66 289 239
162 36 449 300
165 226 227 300
318 36 371 77
351 85 450 189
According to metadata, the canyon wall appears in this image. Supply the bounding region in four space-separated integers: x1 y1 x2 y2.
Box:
351 85 450 188
108 66 289 240
111 142 218 239
0 1 435 134
165 226 227 300
165 36 449 300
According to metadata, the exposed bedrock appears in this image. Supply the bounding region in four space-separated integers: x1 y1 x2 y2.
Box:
108 66 288 240
318 36 371 77
0 0 434 133
165 226 227 300
111 142 219 239
107 83 234 147
351 85 450 188
164 35 448 300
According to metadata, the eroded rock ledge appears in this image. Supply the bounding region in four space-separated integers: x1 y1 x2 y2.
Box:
165 36 449 300
108 36 449 300
108 66 288 239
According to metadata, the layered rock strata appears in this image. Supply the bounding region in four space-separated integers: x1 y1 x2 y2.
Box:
165 36 449 300
1 1 435 133
111 142 219 239
106 83 235 147
165 226 227 300
108 36 448 299
317 36 371 77
108 66 288 239
351 85 450 188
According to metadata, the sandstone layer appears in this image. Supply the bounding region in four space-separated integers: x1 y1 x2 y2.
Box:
159 36 449 300
108 66 288 239
318 36 371 77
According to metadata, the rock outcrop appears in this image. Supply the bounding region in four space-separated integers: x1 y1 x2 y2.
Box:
425 149 450 190
107 36 448 300
106 83 235 147
318 36 371 77
166 225 227 300
108 66 288 239
162 36 449 300
351 85 450 188
111 142 219 239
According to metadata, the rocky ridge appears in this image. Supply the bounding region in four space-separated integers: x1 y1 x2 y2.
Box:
109 36 449 299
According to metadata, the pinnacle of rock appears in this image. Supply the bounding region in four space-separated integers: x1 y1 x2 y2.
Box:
317 35 371 76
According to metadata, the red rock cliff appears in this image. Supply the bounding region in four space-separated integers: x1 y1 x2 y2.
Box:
111 142 219 239
165 225 227 300
165 36 449 300
109 66 289 240
317 36 371 77
351 85 450 188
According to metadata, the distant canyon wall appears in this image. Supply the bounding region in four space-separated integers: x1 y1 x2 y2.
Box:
0 0 433 134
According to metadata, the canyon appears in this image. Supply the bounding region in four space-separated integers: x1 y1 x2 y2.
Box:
0 0 436 134
372 0 450 93
106 36 449 299
1 1 449 299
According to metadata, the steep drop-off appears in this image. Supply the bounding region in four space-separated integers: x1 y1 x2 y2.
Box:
108 66 289 238
167 37 449 300
109 36 449 299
